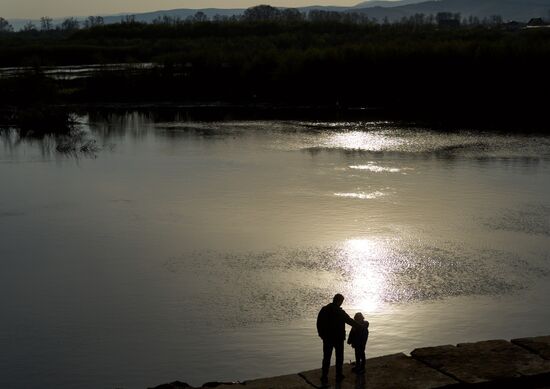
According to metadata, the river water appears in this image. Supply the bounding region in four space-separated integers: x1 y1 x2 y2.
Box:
1 114 550 388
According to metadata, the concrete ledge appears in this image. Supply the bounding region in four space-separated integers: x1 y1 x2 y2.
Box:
151 335 550 389
513 336 550 360
411 339 550 384
300 353 458 389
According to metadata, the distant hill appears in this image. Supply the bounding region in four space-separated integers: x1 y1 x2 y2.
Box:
295 5 353 12
355 0 550 21
6 0 550 30
8 8 246 30
101 8 245 24
353 0 428 8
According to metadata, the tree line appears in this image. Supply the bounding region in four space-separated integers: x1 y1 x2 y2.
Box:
0 4 538 34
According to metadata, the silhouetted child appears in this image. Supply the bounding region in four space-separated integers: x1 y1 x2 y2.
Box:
347 312 369 373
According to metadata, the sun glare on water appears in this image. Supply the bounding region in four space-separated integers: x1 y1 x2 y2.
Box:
326 131 403 151
341 238 389 313
334 191 386 200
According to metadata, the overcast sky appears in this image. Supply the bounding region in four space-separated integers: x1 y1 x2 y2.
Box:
3 0 363 19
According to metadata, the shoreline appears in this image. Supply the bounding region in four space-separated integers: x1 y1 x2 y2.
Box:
4 103 550 133
151 335 550 389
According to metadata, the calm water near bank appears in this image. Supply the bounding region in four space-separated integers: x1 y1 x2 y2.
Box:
0 63 156 80
1 114 550 389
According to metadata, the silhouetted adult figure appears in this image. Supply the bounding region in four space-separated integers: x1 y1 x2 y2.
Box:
316 293 358 384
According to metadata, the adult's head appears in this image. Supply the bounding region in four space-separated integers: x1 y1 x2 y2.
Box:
333 293 344 306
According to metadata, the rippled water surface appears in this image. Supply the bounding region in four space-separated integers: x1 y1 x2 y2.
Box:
1 115 550 388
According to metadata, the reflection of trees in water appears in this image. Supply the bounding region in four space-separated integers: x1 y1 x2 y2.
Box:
86 109 232 140
0 129 60 158
87 110 153 140
55 129 100 156
0 117 101 158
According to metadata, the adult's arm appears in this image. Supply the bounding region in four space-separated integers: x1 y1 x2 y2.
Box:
341 309 360 328
316 308 326 338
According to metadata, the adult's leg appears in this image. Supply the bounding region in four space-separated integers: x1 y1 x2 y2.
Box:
322 339 333 379
334 341 344 376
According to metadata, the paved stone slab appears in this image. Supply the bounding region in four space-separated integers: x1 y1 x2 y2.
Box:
363 353 458 388
211 373 311 389
299 353 458 389
411 339 550 384
513 336 550 360
299 362 356 389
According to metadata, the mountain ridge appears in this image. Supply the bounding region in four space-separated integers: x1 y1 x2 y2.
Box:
355 0 550 21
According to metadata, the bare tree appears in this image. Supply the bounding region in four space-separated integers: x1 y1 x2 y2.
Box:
121 15 136 24
0 17 13 32
84 16 104 28
243 5 281 21
471 15 480 25
413 13 426 25
22 21 37 31
213 14 228 22
436 12 460 27
40 16 53 31
60 17 80 31
193 11 208 22
281 8 303 22
490 15 503 25
436 12 454 23
308 10 341 22
156 15 181 25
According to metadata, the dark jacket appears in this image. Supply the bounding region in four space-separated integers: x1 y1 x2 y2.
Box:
316 302 356 341
347 321 369 349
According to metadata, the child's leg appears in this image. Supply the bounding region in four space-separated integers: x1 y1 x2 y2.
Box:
358 348 366 371
354 347 361 367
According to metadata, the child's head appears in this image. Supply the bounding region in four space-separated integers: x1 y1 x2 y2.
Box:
354 312 364 323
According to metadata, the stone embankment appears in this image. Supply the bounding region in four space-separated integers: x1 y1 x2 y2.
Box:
151 335 550 389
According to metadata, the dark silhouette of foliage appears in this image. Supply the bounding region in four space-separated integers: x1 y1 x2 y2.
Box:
0 17 13 32
22 21 38 32
1 13 550 129
61 17 80 31
40 17 53 31
83 16 104 29
243 5 282 21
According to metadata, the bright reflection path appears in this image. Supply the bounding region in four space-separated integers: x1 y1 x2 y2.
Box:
341 238 388 312
349 164 401 173
334 191 386 200
326 131 404 151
